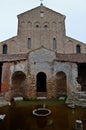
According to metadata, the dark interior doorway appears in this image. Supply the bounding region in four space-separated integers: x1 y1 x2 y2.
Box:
37 72 46 92
77 63 86 91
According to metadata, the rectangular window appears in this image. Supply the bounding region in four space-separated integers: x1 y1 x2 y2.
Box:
3 44 7 54
53 38 56 49
40 11 44 17
76 45 81 53
28 38 31 49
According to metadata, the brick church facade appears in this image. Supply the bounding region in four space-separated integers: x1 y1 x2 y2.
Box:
0 4 86 100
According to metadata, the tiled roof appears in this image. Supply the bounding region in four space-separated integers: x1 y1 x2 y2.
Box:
0 54 27 62
55 53 86 63
0 53 86 63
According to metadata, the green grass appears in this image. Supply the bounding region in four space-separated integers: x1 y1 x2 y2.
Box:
11 99 65 107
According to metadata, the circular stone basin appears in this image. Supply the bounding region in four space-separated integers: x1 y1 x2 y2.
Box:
33 108 51 117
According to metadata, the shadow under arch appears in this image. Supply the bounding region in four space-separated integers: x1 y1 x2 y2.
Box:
11 71 27 98
56 71 67 97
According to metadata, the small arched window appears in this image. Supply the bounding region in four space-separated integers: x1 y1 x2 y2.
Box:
36 25 39 28
43 22 49 29
44 25 48 29
53 38 57 49
76 45 81 53
3 44 7 54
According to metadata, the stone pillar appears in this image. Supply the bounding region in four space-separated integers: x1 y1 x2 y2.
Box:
1 63 11 92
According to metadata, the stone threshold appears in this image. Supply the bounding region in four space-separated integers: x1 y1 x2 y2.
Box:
37 97 47 99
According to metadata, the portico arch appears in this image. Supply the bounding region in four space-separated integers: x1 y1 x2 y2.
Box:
56 71 67 96
11 71 26 98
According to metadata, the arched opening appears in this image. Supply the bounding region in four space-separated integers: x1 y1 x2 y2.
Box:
36 72 46 98
56 71 67 97
11 71 26 98
37 72 46 92
77 63 86 91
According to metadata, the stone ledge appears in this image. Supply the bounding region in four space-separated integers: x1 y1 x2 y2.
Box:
13 97 23 101
0 100 11 107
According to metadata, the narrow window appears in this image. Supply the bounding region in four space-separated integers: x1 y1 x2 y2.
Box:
76 45 81 53
3 44 7 54
28 38 31 49
53 38 57 49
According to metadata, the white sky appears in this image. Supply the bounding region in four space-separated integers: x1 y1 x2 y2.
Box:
0 0 86 44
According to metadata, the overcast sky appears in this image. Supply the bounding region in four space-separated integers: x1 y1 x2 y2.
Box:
0 0 86 44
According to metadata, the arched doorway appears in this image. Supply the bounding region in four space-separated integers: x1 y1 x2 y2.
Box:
56 71 67 96
11 71 26 98
36 72 46 98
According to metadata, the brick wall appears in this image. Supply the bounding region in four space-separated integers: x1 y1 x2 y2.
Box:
0 5 86 54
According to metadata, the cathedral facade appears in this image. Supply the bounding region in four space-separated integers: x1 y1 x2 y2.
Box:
0 4 86 100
